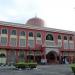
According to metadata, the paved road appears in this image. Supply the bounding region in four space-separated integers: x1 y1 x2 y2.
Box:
0 65 74 75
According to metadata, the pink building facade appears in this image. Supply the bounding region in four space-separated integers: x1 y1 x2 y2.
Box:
0 17 75 64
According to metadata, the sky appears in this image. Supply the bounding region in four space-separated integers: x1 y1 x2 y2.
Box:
0 0 75 31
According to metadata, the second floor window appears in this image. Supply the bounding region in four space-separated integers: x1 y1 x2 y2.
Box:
29 32 33 37
64 36 67 40
20 31 25 36
46 34 54 41
58 35 61 40
69 36 72 40
11 30 16 35
37 32 41 38
2 29 7 34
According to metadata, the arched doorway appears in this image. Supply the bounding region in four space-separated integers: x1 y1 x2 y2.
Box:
46 51 59 64
0 53 6 64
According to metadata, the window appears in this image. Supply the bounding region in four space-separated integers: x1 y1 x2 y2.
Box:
29 32 33 37
58 35 61 40
28 40 34 47
19 51 24 62
20 39 26 47
1 37 7 46
37 32 41 37
69 36 72 40
64 36 67 40
10 38 17 46
2 29 7 34
20 31 25 36
46 34 54 40
11 30 16 35
19 51 24 58
0 53 6 57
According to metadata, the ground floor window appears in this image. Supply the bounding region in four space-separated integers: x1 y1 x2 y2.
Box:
18 51 25 62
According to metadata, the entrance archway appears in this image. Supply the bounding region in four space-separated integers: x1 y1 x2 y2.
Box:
0 53 6 64
46 51 59 64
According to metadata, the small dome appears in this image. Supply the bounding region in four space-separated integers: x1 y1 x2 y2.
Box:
26 17 44 27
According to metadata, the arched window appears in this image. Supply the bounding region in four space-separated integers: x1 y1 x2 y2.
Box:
37 32 41 37
64 36 67 40
2 29 7 34
29 32 33 37
58 35 61 40
69 36 72 40
0 53 6 57
11 30 16 35
46 34 54 40
20 31 25 36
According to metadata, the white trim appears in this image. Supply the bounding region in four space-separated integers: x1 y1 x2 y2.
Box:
46 40 54 42
36 38 41 40
1 34 8 37
28 37 34 40
58 40 62 42
10 35 17 38
19 36 26 39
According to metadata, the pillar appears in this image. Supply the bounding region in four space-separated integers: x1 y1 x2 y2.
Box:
16 50 18 63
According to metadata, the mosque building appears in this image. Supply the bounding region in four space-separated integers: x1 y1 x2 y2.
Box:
0 17 75 64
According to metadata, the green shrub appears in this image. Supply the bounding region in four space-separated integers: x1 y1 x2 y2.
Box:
28 63 37 68
72 67 75 73
70 64 75 73
14 62 37 69
15 62 26 69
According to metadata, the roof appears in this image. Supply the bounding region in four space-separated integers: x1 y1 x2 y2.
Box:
0 21 75 35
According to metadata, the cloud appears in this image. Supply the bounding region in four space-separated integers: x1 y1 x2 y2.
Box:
0 0 74 31
0 15 9 21
6 9 18 17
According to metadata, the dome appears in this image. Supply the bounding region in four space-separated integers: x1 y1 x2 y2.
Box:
26 17 44 27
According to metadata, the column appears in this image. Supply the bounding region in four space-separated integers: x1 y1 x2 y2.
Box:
41 31 47 63
16 50 18 63
33 51 35 62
